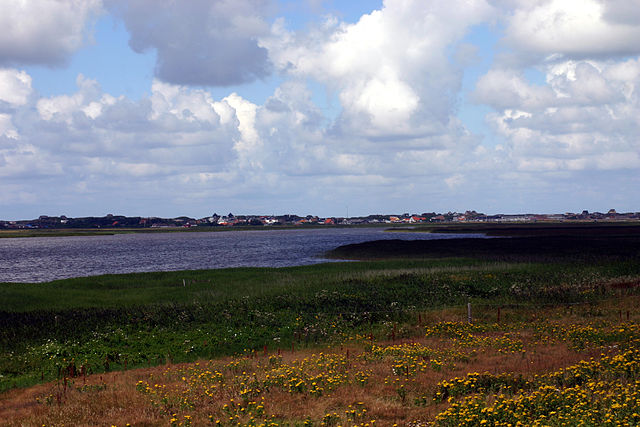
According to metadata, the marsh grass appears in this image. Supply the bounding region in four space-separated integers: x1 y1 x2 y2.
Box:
2 298 639 426
2 256 640 394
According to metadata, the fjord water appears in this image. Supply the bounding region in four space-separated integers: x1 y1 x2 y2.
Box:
0 228 482 283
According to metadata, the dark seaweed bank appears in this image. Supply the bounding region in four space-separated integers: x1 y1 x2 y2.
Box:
327 223 640 262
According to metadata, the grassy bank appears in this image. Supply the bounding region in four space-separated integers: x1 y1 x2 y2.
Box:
2 291 640 425
3 256 640 393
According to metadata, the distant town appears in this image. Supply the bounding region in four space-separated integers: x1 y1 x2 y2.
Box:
2 209 639 230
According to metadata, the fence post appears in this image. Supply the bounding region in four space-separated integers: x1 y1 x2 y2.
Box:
467 301 472 324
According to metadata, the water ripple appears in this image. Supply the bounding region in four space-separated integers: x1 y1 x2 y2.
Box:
0 228 484 283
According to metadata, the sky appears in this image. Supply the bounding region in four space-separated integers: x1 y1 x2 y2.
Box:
1 0 640 220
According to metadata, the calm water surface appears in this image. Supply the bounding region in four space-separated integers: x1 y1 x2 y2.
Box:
0 228 484 283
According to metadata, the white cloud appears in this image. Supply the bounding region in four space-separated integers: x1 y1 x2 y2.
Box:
263 0 493 138
0 0 103 66
0 114 19 139
36 74 105 122
3 0 500 216
501 0 640 63
150 80 221 124
601 0 640 25
107 0 273 86
477 57 640 173
0 68 33 140
474 68 555 111
0 69 33 106
223 93 261 168
13 75 245 188
468 1 640 192
445 173 465 189
4 1 640 218
0 139 62 178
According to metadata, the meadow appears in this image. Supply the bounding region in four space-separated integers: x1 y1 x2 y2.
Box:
1 224 640 425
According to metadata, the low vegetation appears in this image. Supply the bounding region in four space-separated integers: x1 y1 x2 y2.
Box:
1 224 639 425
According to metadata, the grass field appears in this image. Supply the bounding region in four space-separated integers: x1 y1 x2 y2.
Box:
1 224 640 425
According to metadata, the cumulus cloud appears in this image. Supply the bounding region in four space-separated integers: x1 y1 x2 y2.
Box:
0 69 33 106
0 68 33 140
465 0 640 201
107 0 273 86
4 1 640 217
3 72 247 200
0 68 356 218
36 74 104 123
473 68 555 111
0 114 19 139
601 0 640 26
2 1 514 216
0 0 103 67
262 0 493 139
150 80 222 124
475 58 640 173
0 139 61 179
251 81 325 174
500 0 640 63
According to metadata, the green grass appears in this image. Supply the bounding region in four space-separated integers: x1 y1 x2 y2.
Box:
3 255 640 392
5 256 635 313
0 259 469 311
